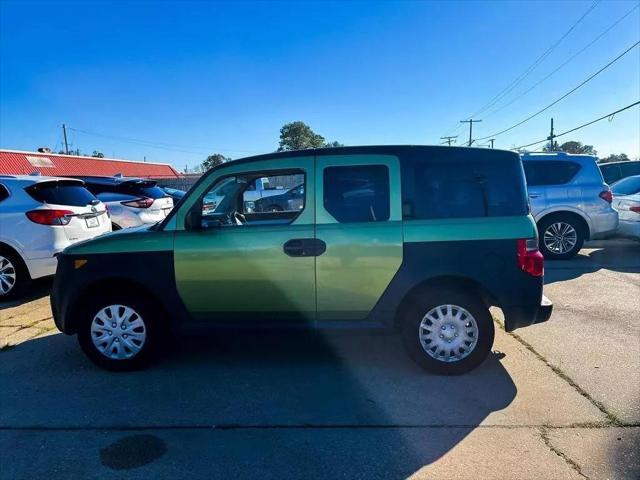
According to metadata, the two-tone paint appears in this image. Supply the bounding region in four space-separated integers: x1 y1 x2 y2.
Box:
52 145 551 337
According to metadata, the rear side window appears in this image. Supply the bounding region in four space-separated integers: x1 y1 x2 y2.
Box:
26 181 97 207
403 159 527 219
611 176 640 195
323 165 390 223
117 182 167 199
622 162 640 177
523 161 581 186
0 184 9 202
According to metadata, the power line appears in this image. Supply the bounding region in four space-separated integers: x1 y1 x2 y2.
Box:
513 100 640 150
67 127 262 155
482 2 640 121
468 0 600 120
475 40 640 141
440 0 599 137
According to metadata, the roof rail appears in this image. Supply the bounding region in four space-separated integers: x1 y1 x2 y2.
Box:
521 151 568 156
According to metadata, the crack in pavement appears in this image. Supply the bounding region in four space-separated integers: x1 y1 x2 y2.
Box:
540 426 590 480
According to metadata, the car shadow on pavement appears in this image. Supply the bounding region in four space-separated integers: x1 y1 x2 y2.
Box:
0 277 52 311
545 243 640 285
0 330 517 478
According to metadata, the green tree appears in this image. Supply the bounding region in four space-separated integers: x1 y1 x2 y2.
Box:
92 150 104 158
557 141 597 155
599 153 629 164
201 153 230 171
278 121 326 151
324 140 345 148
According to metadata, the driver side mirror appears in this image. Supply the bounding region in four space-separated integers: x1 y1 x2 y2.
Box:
185 207 203 231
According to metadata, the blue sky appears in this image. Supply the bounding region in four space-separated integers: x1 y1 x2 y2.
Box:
1 0 638 170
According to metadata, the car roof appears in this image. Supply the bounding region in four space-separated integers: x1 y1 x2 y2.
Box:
0 174 84 185
73 175 155 186
209 145 518 172
520 151 597 163
600 160 640 167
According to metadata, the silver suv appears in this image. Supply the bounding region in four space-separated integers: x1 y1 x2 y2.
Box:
521 152 618 260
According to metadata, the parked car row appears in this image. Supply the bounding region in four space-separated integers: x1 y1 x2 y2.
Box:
0 174 174 299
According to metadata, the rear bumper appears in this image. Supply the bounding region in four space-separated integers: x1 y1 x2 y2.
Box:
617 219 640 240
503 295 553 332
589 211 619 239
24 255 58 280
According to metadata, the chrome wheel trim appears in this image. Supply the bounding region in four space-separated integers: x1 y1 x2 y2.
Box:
419 304 479 363
543 222 578 254
90 304 147 360
0 255 17 295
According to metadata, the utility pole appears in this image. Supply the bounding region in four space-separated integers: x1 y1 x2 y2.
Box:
488 139 495 149
62 124 69 154
440 135 458 146
547 118 556 151
460 119 482 146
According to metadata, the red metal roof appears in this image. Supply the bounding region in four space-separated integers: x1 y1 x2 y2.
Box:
0 149 182 179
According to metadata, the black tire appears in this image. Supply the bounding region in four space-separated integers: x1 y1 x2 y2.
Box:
77 291 166 371
402 288 494 375
0 248 31 301
538 214 585 260
111 223 122 231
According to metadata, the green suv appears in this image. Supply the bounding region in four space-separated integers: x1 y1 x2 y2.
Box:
51 146 552 374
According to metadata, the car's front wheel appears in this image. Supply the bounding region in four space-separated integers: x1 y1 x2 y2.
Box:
402 288 494 375
77 293 164 370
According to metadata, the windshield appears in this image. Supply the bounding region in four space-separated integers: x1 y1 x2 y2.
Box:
611 176 640 195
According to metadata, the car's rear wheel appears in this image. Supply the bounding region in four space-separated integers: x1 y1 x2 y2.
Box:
0 250 30 301
402 288 494 375
538 215 584 260
77 292 164 371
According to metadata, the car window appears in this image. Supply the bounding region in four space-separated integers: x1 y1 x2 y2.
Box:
611 176 640 196
323 165 390 223
523 161 581 186
26 181 98 207
622 162 640 177
401 157 528 220
0 184 9 202
199 171 305 228
118 182 167 199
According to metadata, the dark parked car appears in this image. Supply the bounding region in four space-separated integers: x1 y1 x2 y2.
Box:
254 184 304 212
599 160 640 185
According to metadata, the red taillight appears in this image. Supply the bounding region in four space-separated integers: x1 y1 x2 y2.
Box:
121 197 154 209
517 238 544 277
599 189 613 203
630 205 640 214
26 209 74 226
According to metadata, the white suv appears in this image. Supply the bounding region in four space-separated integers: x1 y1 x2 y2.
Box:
74 176 174 230
0 175 111 299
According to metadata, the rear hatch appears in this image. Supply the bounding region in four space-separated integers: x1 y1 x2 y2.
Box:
25 179 111 243
119 180 174 218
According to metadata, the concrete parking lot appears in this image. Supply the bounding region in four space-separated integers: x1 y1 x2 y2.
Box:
1 240 638 479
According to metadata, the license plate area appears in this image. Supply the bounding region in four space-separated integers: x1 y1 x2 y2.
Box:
85 216 99 228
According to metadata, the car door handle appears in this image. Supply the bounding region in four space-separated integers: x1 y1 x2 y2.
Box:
528 193 541 198
283 238 326 257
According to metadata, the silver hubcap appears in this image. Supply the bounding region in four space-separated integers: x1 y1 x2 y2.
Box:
0 256 16 295
544 222 577 254
419 304 479 362
91 304 146 360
